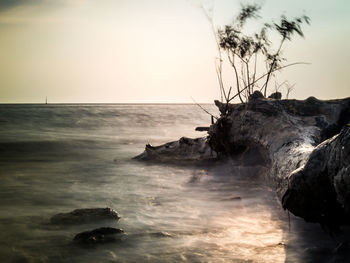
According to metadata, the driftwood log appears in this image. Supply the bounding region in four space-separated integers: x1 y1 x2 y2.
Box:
136 96 350 228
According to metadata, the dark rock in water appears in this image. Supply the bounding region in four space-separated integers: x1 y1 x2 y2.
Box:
50 207 120 224
74 227 124 244
268 92 282 100
248 90 264 101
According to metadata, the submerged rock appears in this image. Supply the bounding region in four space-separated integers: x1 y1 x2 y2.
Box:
50 207 120 225
74 227 124 244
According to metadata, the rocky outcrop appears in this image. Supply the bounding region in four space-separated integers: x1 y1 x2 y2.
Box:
74 227 124 244
50 208 120 225
136 96 350 227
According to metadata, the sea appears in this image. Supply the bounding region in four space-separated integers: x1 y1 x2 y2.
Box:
0 104 343 263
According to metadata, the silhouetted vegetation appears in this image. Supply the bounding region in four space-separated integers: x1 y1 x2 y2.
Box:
204 4 310 111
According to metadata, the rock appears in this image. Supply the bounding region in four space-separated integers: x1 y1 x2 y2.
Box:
74 227 124 244
268 92 282 100
50 207 120 225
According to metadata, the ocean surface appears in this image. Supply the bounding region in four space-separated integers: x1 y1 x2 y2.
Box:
0 104 342 263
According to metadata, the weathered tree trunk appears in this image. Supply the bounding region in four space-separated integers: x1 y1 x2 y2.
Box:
282 125 350 229
136 96 350 227
210 96 350 228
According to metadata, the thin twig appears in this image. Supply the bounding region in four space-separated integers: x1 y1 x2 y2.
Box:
228 62 310 102
201 5 227 103
228 52 244 103
191 96 218 119
263 39 285 96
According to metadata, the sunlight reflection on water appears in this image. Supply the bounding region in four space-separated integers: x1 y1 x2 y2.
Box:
0 104 340 263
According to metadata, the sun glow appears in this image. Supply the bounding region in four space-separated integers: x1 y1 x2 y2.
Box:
0 0 349 103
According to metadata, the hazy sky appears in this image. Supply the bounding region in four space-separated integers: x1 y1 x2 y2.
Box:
0 0 349 103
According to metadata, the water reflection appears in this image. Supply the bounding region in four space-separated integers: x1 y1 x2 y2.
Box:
0 104 346 262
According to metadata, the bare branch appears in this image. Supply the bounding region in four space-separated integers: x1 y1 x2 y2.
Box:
191 96 218 119
228 62 310 102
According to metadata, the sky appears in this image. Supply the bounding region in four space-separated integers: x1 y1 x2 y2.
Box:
0 0 349 103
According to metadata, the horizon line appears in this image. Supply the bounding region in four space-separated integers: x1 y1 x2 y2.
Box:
0 102 215 105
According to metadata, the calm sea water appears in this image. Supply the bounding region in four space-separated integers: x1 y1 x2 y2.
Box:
0 104 342 263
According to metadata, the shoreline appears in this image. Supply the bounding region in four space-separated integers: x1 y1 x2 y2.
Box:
137 95 350 230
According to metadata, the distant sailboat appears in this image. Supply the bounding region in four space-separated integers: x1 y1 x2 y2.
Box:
45 96 48 104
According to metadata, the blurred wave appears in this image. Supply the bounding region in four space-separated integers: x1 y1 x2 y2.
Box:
0 104 341 263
